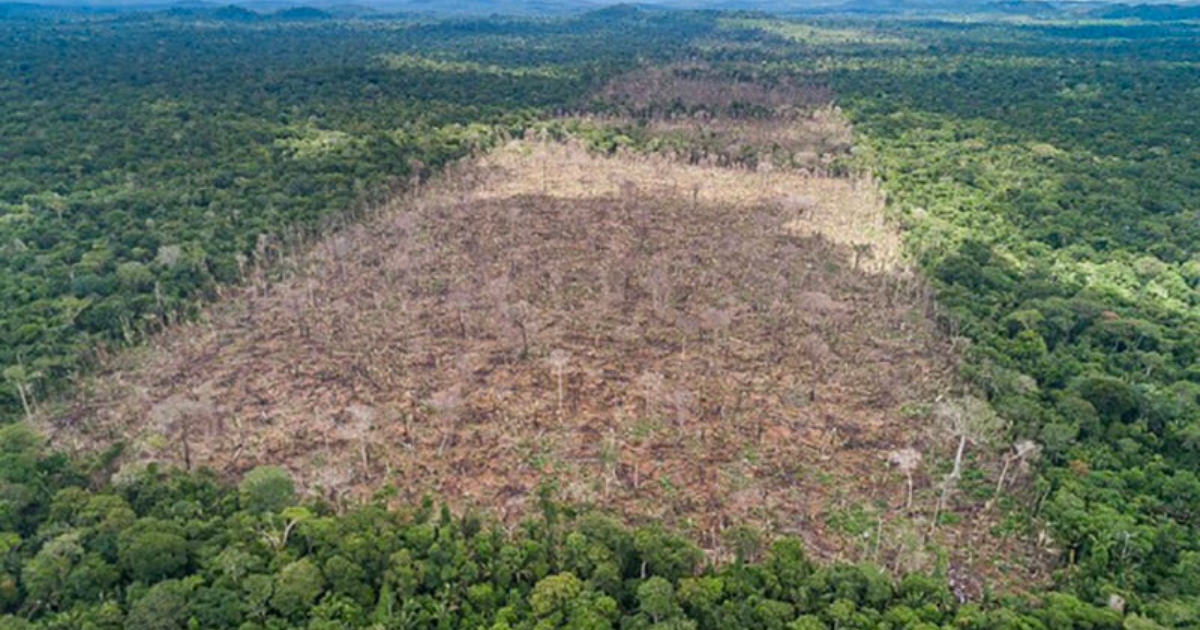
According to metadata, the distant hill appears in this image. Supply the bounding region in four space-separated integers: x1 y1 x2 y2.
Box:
212 3 260 17
380 0 605 14
819 0 1071 14
820 0 977 14
0 0 120 15
273 5 332 18
1089 2 1200 19
4 0 1198 19
982 0 1060 14
323 2 377 16
0 1 48 16
163 3 260 18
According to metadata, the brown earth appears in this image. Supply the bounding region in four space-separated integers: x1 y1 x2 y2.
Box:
39 135 1050 588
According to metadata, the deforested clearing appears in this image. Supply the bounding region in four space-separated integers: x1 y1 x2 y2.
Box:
41 129 1043 583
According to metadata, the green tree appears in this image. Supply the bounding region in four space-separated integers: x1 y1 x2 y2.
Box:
637 577 678 624
238 466 295 514
118 519 189 584
270 558 325 618
126 579 193 630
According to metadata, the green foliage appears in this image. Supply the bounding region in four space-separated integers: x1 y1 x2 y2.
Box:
0 430 1137 630
238 465 295 514
0 5 1197 629
638 576 679 623
118 518 190 584
271 558 326 618
760 9 1200 623
126 579 194 630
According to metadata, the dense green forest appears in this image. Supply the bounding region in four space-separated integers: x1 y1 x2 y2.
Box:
2 5 1199 630
0 422 1139 630
825 18 1200 618
0 7 713 415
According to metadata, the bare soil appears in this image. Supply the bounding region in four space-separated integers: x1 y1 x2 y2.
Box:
41 64 1052 586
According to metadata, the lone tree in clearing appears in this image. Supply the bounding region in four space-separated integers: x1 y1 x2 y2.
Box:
930 396 1006 533
545 350 571 417
990 439 1042 510
636 371 665 418
149 394 216 471
852 243 875 272
343 404 377 473
887 447 922 510
3 365 40 420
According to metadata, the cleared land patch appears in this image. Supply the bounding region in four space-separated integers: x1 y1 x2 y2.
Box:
40 137 1040 579
594 65 851 174
40 68 1049 584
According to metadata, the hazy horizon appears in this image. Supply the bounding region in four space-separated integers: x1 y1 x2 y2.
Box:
4 0 1184 9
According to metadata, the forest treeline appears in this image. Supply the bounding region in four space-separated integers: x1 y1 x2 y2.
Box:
0 425 1134 630
1 6 1199 630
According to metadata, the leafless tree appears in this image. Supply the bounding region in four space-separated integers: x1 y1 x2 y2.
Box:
930 396 1006 534
503 300 538 359
545 349 572 417
149 394 216 470
852 243 875 272
989 440 1042 510
343 404 376 472
647 261 673 318
636 371 664 418
311 463 354 511
446 284 474 338
670 388 694 428
699 305 737 351
427 387 465 457
888 447 922 510
779 194 817 222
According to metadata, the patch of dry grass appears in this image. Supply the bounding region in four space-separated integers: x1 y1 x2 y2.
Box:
471 140 901 272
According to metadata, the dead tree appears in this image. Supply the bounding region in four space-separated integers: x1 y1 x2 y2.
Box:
3 365 40 420
989 440 1042 510
888 447 922 511
647 260 673 319
343 404 377 473
545 350 572 418
852 243 875 272
636 371 665 418
504 300 538 359
930 396 1006 535
427 387 465 456
149 394 217 471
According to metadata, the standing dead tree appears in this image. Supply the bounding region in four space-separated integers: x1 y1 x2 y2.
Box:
503 300 539 359
149 394 217 471
930 396 1006 535
779 194 817 222
888 447 922 511
545 350 572 418
636 371 665 418
646 257 673 319
427 387 465 457
3 365 40 420
852 243 875 272
989 439 1042 511
342 404 377 474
